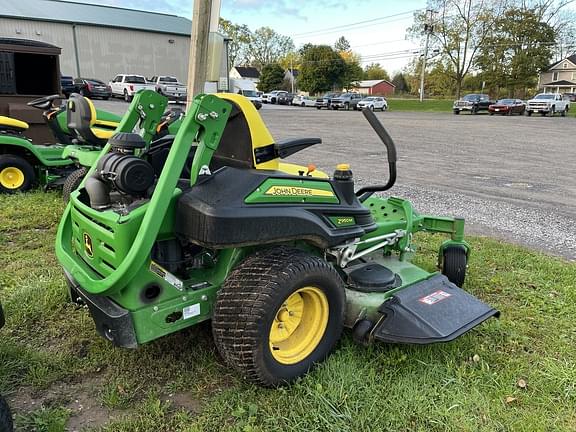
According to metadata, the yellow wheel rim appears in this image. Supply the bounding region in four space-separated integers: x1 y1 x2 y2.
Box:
269 286 329 365
0 167 25 189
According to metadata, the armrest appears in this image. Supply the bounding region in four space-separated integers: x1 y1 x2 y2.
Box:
275 137 321 159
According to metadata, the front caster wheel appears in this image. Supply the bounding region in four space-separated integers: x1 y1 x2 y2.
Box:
441 246 467 288
212 246 345 387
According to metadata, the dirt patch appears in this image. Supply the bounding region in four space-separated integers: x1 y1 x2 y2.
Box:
165 391 202 414
8 375 120 431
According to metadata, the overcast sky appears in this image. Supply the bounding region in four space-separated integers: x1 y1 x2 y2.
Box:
76 0 426 74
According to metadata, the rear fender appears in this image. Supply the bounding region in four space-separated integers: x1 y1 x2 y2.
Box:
0 135 71 167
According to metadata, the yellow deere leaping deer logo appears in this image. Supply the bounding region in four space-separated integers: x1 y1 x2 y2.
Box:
83 233 94 257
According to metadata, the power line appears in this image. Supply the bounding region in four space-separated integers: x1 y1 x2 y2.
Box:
291 9 422 38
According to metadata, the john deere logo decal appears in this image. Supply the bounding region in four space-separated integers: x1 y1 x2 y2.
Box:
83 233 94 257
265 186 334 197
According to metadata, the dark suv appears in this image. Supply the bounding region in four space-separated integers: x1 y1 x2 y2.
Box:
331 93 363 110
73 78 112 100
453 93 493 114
61 75 75 98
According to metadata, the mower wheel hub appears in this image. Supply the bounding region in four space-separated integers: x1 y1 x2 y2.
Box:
0 167 25 189
269 286 329 365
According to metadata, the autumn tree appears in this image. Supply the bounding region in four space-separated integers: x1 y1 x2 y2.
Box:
258 63 285 92
219 18 251 66
364 63 390 81
249 27 295 69
299 45 346 94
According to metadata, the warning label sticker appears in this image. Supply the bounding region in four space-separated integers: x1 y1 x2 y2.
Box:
183 303 201 320
150 261 184 291
419 290 452 305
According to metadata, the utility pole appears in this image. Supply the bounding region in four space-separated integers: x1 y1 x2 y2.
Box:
186 0 219 109
419 9 434 103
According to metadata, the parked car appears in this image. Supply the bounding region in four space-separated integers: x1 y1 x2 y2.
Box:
109 74 154 102
292 95 316 107
488 98 525 115
453 93 493 114
277 92 295 105
331 93 363 110
61 75 75 97
236 89 262 110
357 96 388 111
262 90 288 104
315 92 341 110
149 76 187 102
525 93 570 116
563 93 576 102
72 78 112 100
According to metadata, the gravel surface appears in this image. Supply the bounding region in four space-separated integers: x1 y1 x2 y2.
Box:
94 99 576 261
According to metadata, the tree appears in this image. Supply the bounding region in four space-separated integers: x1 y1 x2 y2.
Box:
391 72 410 93
476 6 555 97
218 18 251 66
334 36 351 52
258 63 285 92
363 63 390 81
299 45 346 94
249 27 295 69
409 0 504 99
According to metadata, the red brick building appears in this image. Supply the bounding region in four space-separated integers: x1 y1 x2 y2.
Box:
351 79 395 96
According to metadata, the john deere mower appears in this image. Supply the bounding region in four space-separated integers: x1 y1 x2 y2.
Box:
0 94 122 194
56 92 498 386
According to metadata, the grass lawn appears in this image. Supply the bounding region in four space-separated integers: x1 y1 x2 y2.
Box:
1 192 575 431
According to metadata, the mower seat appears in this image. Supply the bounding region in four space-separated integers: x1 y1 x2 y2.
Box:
0 115 29 132
66 94 118 146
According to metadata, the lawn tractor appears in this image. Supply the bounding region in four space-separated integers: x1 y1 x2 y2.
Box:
0 302 14 432
56 92 499 386
0 94 122 194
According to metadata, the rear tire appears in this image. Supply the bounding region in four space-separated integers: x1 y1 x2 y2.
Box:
212 246 345 387
527 110 532 116
453 110 460 115
0 155 35 193
441 246 467 288
0 394 14 432
124 90 132 102
62 167 88 203
369 105 374 111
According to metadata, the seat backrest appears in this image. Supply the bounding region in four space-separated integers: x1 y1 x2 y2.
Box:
67 93 106 145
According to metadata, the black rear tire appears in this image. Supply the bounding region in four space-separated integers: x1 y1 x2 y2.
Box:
441 246 467 287
62 167 88 203
0 394 14 432
212 246 345 387
0 155 35 193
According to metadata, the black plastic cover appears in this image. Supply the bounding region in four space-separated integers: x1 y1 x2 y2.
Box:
348 263 399 292
175 166 376 249
373 273 499 344
109 132 146 151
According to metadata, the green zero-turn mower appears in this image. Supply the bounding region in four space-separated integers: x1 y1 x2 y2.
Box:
0 302 14 432
56 91 499 386
0 94 122 194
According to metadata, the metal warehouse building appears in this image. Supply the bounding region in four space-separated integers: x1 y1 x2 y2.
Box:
0 0 192 82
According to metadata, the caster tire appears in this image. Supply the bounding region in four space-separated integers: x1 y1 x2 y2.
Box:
212 246 345 387
62 167 88 203
441 246 467 288
0 155 35 193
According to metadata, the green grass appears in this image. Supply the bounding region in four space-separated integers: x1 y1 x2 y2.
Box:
388 98 454 112
1 191 575 431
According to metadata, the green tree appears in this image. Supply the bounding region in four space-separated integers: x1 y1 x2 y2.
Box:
391 72 410 93
363 63 390 81
409 1 503 98
476 7 555 98
249 27 295 69
218 18 252 66
258 63 285 92
299 45 346 94
334 36 351 51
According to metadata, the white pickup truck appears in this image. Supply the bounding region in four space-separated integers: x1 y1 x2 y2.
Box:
526 93 570 117
148 76 187 103
109 74 155 102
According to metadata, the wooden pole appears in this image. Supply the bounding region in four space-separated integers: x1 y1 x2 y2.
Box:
186 0 212 109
